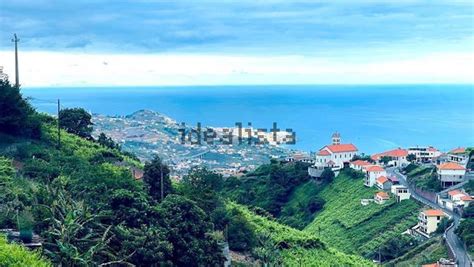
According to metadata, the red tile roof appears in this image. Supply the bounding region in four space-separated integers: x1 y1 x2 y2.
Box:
421 263 439 267
437 162 466 171
371 148 408 161
317 150 331 156
365 165 385 172
325 144 358 153
351 160 371 166
423 209 445 217
449 147 466 154
376 176 389 184
375 191 389 199
448 190 463 196
461 195 473 201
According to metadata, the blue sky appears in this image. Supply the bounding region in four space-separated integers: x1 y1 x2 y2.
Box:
0 0 473 86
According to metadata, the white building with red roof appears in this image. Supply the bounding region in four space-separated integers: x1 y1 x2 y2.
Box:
350 160 371 171
363 165 387 187
314 132 358 170
437 189 473 211
376 176 392 190
407 146 442 163
447 147 469 165
418 209 446 236
371 148 409 167
437 162 466 188
374 191 390 204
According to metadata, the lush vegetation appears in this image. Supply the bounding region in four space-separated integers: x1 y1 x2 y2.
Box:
58 107 93 139
0 81 225 266
227 202 374 266
455 218 474 255
0 80 42 139
403 163 442 192
465 180 474 195
386 237 449 266
0 236 51 267
221 160 325 227
279 180 326 229
304 173 421 259
0 80 428 265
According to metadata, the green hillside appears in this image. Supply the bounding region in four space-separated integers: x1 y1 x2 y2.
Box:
386 237 448 266
304 173 421 258
227 202 374 266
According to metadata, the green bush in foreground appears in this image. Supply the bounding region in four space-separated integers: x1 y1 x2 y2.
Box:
0 236 51 267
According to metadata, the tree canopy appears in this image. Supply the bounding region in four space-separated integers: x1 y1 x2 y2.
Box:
0 80 41 138
59 108 93 138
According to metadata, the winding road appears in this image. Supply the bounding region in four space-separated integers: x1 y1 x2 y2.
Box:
387 168 472 267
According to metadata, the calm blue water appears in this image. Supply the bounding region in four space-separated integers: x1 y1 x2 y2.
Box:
22 85 474 154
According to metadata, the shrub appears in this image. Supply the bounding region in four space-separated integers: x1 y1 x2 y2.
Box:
0 235 51 267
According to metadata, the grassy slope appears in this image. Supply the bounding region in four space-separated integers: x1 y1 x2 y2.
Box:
279 180 325 229
304 173 421 257
386 237 448 266
228 202 374 266
405 164 440 191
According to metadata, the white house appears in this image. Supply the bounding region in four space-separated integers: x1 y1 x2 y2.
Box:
391 185 411 202
374 191 390 204
437 162 466 188
350 160 371 171
364 165 386 187
437 189 473 210
376 176 392 190
447 147 469 165
314 132 358 170
371 148 409 167
407 146 442 163
418 209 446 236
284 152 314 164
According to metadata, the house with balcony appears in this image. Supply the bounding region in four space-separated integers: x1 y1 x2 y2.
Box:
437 162 466 188
407 146 442 163
417 209 446 237
363 165 386 187
447 147 469 165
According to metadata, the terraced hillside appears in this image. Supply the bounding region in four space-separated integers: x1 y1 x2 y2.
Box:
304 173 421 258
227 202 374 266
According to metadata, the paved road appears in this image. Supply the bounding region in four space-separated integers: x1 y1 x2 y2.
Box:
387 168 472 267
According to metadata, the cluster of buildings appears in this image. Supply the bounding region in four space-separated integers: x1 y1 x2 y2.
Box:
437 188 473 212
307 133 471 190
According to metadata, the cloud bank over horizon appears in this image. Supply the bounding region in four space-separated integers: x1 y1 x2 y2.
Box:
0 0 472 86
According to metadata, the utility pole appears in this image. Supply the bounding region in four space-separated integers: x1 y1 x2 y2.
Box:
11 33 20 87
57 99 61 149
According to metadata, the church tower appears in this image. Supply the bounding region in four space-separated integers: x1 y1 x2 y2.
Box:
332 132 341 145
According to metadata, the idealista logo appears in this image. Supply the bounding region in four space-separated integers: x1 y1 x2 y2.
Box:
178 122 296 146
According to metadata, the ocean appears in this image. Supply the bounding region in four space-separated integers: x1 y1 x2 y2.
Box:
22 84 474 154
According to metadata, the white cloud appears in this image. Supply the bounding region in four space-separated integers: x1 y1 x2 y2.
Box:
0 51 472 87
